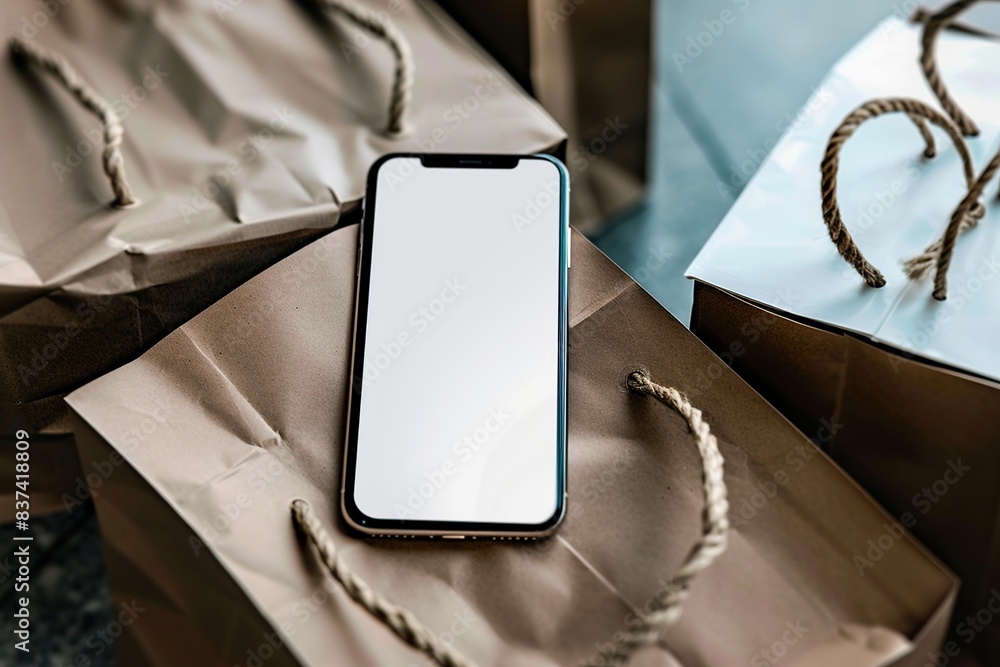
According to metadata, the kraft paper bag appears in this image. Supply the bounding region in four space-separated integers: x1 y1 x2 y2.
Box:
0 0 566 518
67 224 955 666
434 0 651 232
691 281 1000 667
686 4 1000 664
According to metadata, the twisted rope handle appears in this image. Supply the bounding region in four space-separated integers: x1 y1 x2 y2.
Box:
308 0 414 137
917 0 1000 137
10 36 138 208
931 147 1000 299
902 198 985 280
911 5 1000 38
584 370 729 667
291 499 474 667
292 370 727 667
821 98 980 287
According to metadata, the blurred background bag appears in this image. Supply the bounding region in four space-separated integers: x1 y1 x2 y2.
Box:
434 0 652 233
687 7 1000 663
0 0 565 517
67 224 955 666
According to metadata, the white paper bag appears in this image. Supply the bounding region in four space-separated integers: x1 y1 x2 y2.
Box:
687 12 1000 382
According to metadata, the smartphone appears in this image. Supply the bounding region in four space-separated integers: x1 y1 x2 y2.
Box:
341 153 569 539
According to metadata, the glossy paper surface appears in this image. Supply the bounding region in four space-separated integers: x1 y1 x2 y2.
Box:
687 17 1000 383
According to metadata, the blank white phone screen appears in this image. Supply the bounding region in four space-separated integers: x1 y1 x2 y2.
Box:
353 156 564 525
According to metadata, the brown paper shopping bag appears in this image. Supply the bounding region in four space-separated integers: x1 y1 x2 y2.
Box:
67 224 955 666
691 281 1000 667
1 0 565 517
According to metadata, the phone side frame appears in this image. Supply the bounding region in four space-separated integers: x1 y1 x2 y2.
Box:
339 153 570 539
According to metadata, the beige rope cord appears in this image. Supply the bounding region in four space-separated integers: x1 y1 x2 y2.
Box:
917 0 1000 137
911 5 1000 38
821 97 982 288
308 0 414 137
585 370 729 667
10 36 137 209
930 147 1000 300
291 499 474 667
902 207 984 281
902 153 992 279
291 370 729 667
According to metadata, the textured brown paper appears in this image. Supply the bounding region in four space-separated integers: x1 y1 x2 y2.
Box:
68 226 954 666
692 280 1000 666
0 0 566 517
